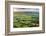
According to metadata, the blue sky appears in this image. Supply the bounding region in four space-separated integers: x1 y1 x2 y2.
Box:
14 8 39 12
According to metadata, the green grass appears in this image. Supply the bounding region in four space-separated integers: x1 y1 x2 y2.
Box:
13 12 39 28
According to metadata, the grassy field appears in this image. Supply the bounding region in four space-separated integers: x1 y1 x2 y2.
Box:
13 12 39 28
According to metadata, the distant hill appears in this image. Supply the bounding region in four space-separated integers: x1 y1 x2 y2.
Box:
14 11 39 16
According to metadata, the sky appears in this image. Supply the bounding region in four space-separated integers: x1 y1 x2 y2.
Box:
14 8 39 12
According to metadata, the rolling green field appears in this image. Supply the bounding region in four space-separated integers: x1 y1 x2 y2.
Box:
13 12 39 28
